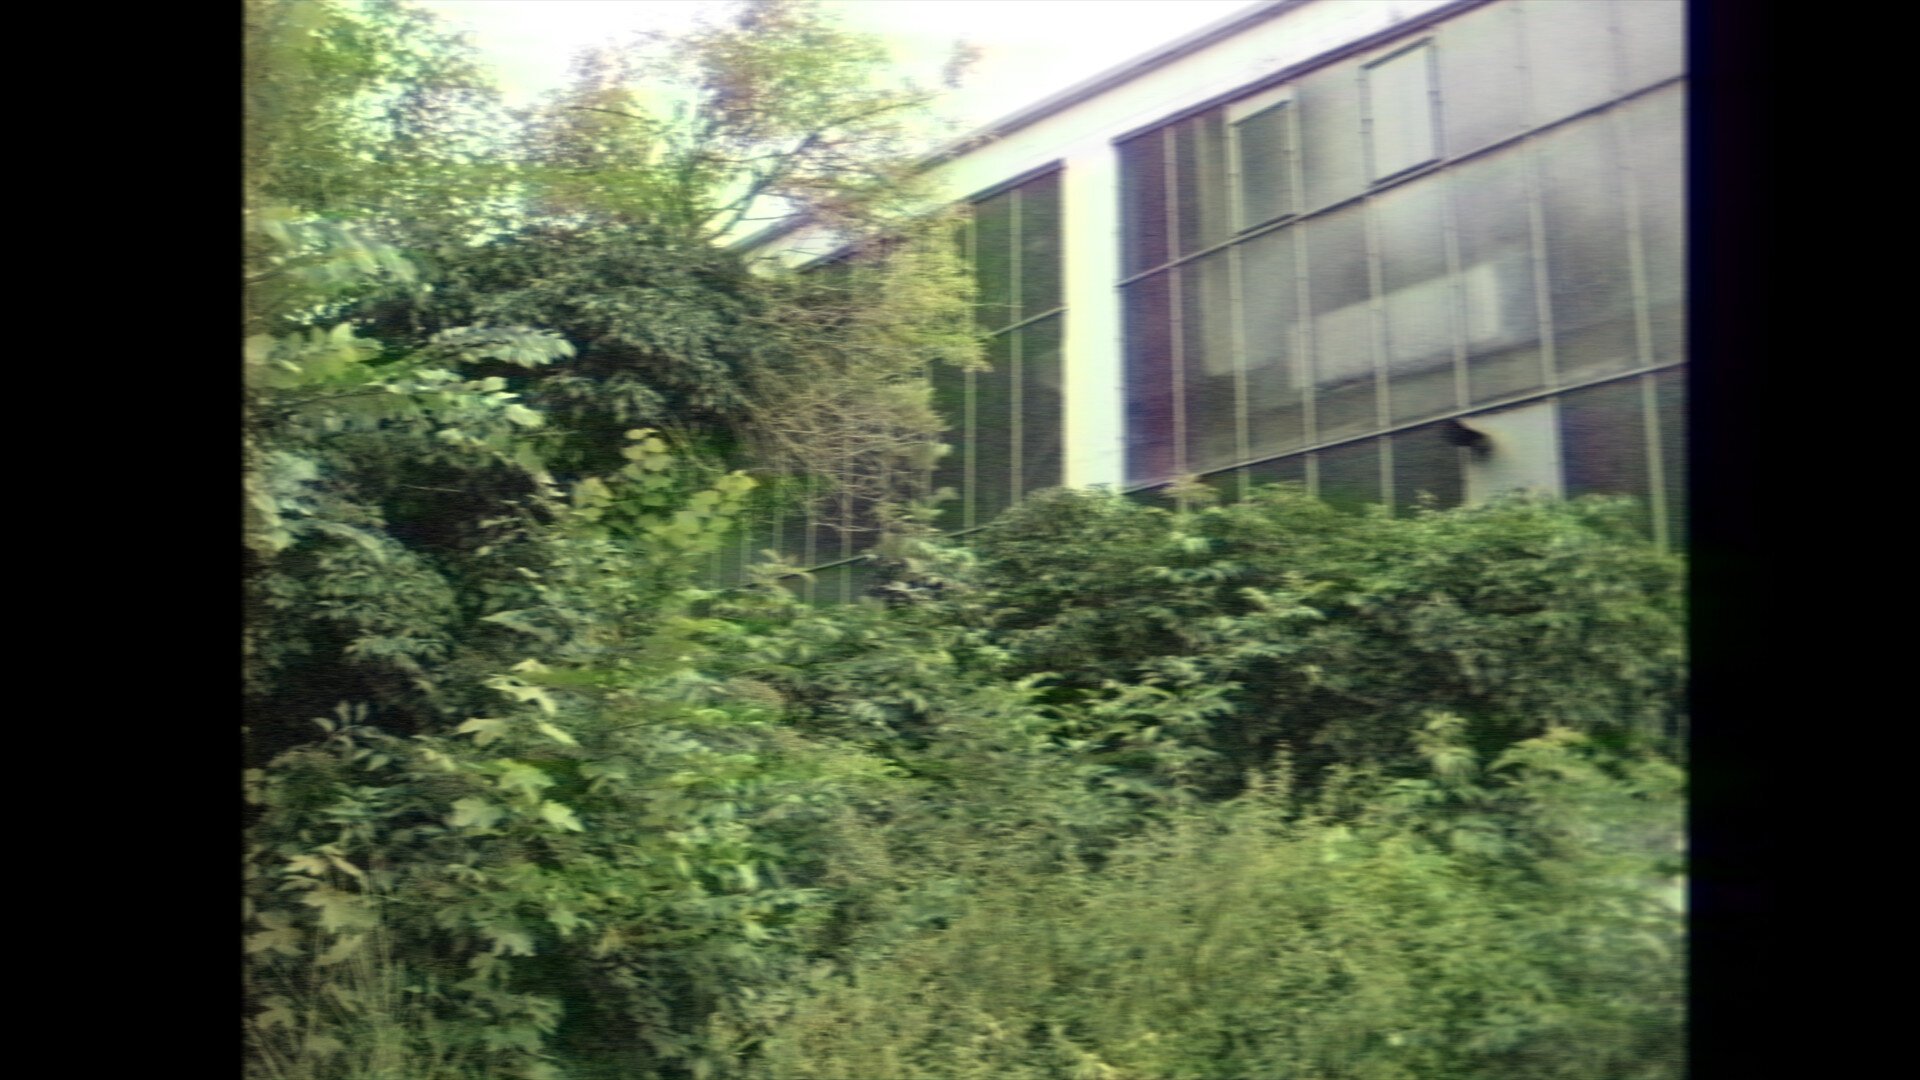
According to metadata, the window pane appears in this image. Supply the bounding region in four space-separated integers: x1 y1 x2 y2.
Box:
1559 377 1651 536
1625 85 1685 365
1018 170 1062 318
1182 251 1239 473
1317 439 1382 513
1124 271 1177 484
1367 43 1438 181
929 360 969 531
1449 146 1543 403
1019 315 1065 495
1119 131 1170 276
1536 118 1637 381
1245 452 1307 491
973 190 1014 332
1655 368 1685 548
1374 177 1457 424
1436 0 1527 156
1239 227 1306 458
1391 424 1465 513
1618 0 1685 91
1305 206 1377 440
1235 103 1295 228
1298 58 1366 212
1175 109 1233 257
974 331 1015 523
1523 0 1619 126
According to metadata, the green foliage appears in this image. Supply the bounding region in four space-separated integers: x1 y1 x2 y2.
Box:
946 485 1686 796
247 6 1682 1078
752 721 1683 1080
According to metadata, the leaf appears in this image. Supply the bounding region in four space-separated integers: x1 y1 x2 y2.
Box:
299 886 377 934
539 800 585 832
449 798 505 830
456 717 509 747
535 721 579 747
485 926 535 956
496 760 554 798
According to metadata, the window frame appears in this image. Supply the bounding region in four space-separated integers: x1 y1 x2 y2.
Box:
1362 39 1442 185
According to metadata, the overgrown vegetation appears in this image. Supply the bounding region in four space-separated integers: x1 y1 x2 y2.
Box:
245 3 1684 1077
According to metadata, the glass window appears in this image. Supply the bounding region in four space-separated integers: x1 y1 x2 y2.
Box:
1373 177 1457 424
1119 131 1170 276
1019 170 1063 318
1182 250 1238 473
1559 377 1651 536
1437 0 1527 156
1235 102 1295 229
1297 58 1366 212
1449 146 1543 403
1124 270 1177 484
1020 314 1065 495
1317 439 1382 513
1238 227 1306 459
1522 0 1619 126
1535 119 1637 381
1390 423 1465 513
929 359 970 531
1366 43 1439 181
973 331 1015 524
1625 85 1685 365
1618 0 1685 92
1305 205 1377 440
1175 109 1233 257
973 189 1014 332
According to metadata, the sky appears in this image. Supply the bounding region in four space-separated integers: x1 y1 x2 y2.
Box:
413 0 1269 135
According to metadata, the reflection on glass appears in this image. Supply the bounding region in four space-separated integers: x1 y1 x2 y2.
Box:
1239 228 1305 458
1306 206 1376 439
1523 0 1619 126
1536 119 1636 381
1374 178 1457 423
973 190 1013 332
1317 439 1381 513
1125 272 1177 484
1236 103 1295 229
1182 252 1238 473
1020 171 1062 318
1120 132 1169 275
1626 86 1684 364
1559 377 1651 536
1020 315 1065 495
1298 58 1365 212
1437 0 1527 156
1450 146 1542 402
1175 109 1232 257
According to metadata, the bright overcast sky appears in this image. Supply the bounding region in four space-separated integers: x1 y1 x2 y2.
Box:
414 0 1269 134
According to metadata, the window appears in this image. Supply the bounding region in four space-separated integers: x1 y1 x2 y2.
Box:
1365 43 1438 181
930 168 1065 531
1116 0 1685 509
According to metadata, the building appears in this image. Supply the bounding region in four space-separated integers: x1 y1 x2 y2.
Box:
728 0 1685 600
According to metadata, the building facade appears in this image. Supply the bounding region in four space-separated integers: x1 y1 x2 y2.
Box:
729 0 1685 600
